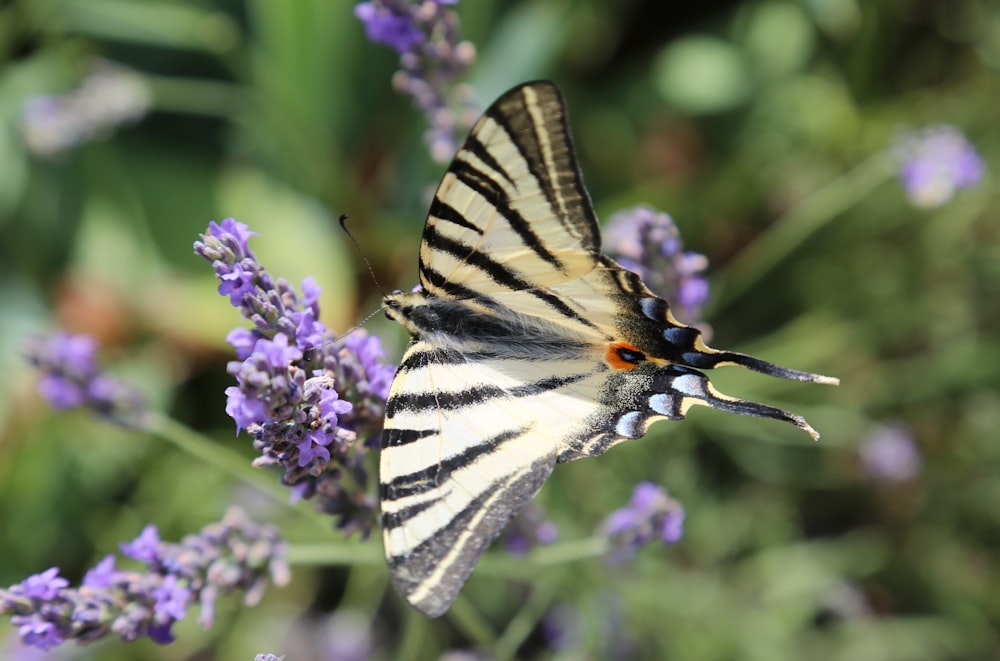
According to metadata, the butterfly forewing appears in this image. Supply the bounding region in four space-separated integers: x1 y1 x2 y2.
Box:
380 81 838 618
419 83 600 298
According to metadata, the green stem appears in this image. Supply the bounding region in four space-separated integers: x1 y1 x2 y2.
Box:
397 608 429 661
710 150 896 314
477 536 610 577
285 542 382 566
448 597 498 649
528 535 610 566
494 580 557 660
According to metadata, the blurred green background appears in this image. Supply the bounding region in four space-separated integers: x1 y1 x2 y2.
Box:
1 0 998 659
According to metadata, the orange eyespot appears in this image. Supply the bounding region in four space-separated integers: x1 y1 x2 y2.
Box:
606 342 645 370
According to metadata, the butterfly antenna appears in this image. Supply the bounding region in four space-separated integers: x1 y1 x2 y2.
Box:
340 214 387 295
302 305 386 362
299 216 389 363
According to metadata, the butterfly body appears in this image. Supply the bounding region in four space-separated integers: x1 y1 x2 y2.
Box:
379 81 837 617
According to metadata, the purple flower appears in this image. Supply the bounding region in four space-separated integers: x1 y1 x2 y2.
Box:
225 386 266 431
603 207 710 332
219 261 258 306
354 2 424 53
0 509 287 651
297 429 332 466
120 525 162 563
14 615 64 651
355 0 479 162
336 332 396 413
895 125 984 208
205 217 257 256
858 423 922 484
20 60 150 158
541 605 582 651
602 482 685 564
13 569 68 602
323 610 374 661
196 221 394 537
226 327 259 361
152 576 190 621
83 556 117 589
195 220 334 360
503 503 559 555
25 332 146 425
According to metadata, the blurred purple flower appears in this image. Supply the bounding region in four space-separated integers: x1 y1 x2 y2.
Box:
858 423 922 484
14 570 67 603
541 605 582 651
354 0 478 162
0 509 287 651
82 557 117 590
323 610 374 661
603 482 685 564
603 207 710 332
895 125 984 208
503 503 558 555
195 219 395 536
20 60 151 158
25 332 145 426
120 525 162 563
354 2 424 53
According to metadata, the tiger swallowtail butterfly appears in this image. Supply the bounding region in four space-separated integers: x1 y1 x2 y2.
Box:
379 81 838 617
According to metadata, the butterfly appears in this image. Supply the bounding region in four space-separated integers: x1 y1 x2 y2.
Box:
379 81 838 617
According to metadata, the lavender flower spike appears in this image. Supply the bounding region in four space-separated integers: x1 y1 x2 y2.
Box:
195 220 396 537
0 508 288 651
354 0 478 162
21 60 151 158
603 482 685 564
25 332 145 426
895 124 984 208
603 207 710 331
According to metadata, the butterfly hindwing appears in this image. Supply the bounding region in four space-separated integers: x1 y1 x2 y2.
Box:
381 342 609 616
380 81 838 618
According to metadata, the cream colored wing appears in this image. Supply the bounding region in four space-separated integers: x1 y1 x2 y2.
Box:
418 81 600 298
380 342 605 617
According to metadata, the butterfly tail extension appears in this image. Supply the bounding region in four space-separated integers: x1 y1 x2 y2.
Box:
665 346 836 441
665 366 827 441
705 350 840 386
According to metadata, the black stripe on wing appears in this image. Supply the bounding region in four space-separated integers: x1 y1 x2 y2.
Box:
396 347 467 372
429 198 484 235
447 159 567 272
383 427 437 448
381 495 442 530
419 264 491 301
486 83 600 254
420 225 600 331
386 455 556 618
383 426 530 502
462 133 516 188
384 373 587 418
